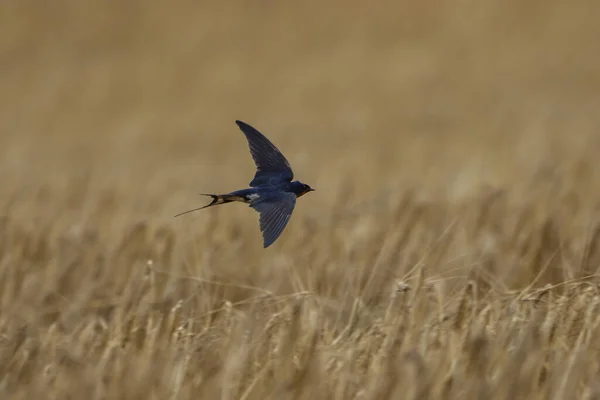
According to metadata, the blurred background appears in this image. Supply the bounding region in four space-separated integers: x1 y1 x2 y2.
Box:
4 3 600 397
1 0 600 231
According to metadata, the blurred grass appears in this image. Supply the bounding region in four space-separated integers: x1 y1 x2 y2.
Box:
1 0 600 398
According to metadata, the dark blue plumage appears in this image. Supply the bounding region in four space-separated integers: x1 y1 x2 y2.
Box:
175 120 314 248
236 120 294 187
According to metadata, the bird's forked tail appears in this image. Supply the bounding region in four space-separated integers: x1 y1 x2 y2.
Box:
174 194 238 217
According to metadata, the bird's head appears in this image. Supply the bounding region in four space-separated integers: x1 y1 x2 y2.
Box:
293 181 315 197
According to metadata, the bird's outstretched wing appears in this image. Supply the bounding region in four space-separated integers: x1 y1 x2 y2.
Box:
235 120 294 187
250 192 296 248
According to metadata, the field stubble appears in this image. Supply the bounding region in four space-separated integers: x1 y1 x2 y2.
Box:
2 0 600 399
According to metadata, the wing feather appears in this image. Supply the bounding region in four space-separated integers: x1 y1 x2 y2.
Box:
235 120 294 187
250 192 296 247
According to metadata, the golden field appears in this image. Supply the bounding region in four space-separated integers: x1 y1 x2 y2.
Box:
2 0 600 398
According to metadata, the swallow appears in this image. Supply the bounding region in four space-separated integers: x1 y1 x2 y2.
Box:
175 120 314 248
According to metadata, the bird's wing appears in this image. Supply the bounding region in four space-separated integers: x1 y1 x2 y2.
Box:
249 192 297 248
235 120 294 187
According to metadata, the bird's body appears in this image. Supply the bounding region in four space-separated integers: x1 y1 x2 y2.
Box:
175 120 314 248
203 180 313 206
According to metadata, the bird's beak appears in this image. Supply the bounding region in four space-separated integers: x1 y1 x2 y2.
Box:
299 188 314 197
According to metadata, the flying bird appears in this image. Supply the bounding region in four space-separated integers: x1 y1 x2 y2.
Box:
175 120 314 248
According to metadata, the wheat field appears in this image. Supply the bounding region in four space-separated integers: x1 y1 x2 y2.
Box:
2 1 600 398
